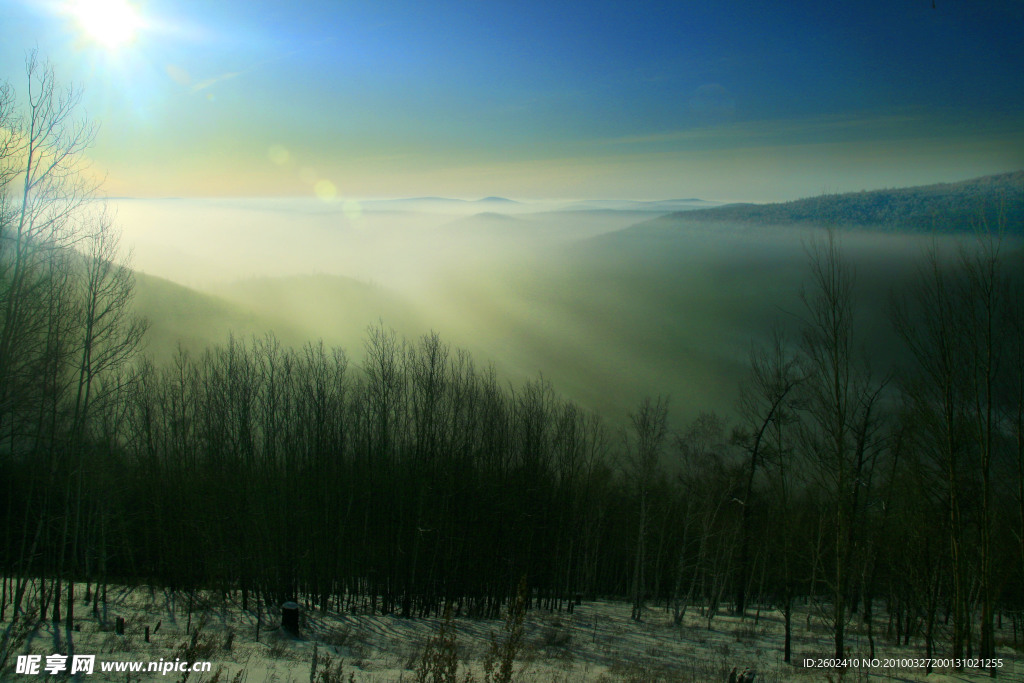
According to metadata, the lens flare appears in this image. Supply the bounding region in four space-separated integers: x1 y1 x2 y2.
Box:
268 145 290 166
314 179 337 202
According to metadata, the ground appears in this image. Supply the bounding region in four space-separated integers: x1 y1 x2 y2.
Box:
2 585 1020 681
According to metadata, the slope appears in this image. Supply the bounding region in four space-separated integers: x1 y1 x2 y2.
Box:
132 272 309 361
676 170 1024 233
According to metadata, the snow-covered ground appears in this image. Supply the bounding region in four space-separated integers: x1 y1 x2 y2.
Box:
3 584 1019 681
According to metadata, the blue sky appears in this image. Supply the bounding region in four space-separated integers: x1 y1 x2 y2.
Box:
2 0 1022 200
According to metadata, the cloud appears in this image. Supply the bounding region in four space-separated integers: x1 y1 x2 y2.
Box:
589 112 933 149
163 62 241 94
185 38 337 95
165 64 191 87
192 71 243 92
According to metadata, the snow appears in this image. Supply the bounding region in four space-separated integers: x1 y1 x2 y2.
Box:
3 584 1019 681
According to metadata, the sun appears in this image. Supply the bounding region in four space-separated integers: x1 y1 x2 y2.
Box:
68 0 144 50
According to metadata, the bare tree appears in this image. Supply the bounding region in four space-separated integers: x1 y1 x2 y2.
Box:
1010 272 1024 616
733 326 802 617
72 213 148 434
0 52 104 670
624 396 669 621
675 412 738 628
61 212 147 644
892 242 970 660
799 230 887 661
0 52 97 421
959 236 1006 675
894 229 1011 675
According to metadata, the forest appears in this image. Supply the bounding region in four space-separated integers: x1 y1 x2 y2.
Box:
680 172 1024 234
2 59 1024 680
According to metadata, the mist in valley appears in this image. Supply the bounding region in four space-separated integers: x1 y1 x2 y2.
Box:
116 195 1011 425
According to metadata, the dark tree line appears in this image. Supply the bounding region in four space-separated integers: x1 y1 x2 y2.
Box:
112 330 620 617
2 58 1023 678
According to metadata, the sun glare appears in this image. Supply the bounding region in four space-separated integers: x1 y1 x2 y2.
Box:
68 0 143 50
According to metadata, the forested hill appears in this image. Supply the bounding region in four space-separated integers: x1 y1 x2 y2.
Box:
680 171 1024 233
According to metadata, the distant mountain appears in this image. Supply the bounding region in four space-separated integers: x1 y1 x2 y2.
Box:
475 196 520 204
364 197 465 210
678 171 1024 233
466 211 519 221
558 198 721 213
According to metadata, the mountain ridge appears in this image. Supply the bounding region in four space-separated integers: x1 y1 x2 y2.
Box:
676 171 1024 233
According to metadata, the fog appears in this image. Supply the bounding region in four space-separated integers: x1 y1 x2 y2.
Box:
112 197 682 287
115 196 1010 424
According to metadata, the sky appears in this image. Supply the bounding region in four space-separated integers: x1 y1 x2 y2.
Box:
2 0 1023 201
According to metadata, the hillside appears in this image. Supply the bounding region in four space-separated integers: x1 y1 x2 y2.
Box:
206 273 426 349
677 171 1024 233
132 269 436 361
132 272 308 360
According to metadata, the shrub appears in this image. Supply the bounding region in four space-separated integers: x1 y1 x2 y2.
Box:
415 603 460 683
483 577 527 683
